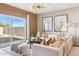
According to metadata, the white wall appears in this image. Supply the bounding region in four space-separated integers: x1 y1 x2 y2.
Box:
37 7 79 32
37 7 79 44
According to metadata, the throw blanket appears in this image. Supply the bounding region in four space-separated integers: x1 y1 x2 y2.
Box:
49 39 69 56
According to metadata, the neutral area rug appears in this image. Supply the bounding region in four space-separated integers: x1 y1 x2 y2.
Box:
0 47 22 56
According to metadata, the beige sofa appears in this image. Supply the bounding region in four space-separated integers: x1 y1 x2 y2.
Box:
32 35 73 56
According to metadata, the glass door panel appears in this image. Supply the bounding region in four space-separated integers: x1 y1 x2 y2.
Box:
12 17 25 42
0 15 11 44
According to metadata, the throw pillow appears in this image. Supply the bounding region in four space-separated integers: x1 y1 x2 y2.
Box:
42 39 48 45
47 37 55 45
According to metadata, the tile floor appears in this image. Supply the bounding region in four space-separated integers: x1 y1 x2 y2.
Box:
69 47 79 56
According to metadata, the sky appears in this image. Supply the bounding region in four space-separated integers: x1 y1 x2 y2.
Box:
0 15 25 27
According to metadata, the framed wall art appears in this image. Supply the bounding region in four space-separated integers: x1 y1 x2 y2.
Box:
54 14 68 32
42 16 53 32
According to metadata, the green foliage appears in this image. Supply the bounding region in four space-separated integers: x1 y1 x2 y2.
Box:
0 23 10 27
31 33 36 37
19 34 24 37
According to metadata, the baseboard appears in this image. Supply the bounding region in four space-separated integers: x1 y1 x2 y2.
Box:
73 45 79 47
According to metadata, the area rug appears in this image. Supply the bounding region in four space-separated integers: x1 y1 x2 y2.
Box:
0 47 22 56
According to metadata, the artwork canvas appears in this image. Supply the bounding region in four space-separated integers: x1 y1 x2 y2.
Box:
42 17 53 32
54 14 68 32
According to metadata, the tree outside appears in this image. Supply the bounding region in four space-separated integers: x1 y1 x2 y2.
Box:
0 23 10 27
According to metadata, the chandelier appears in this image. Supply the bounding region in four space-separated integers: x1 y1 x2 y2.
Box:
32 3 48 10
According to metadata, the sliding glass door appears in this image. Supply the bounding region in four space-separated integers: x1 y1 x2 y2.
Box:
12 17 25 42
0 14 26 48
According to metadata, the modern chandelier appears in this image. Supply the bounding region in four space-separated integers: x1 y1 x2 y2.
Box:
32 3 48 10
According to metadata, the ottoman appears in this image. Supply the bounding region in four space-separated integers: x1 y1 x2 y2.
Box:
18 43 27 54
21 44 30 56
11 43 19 52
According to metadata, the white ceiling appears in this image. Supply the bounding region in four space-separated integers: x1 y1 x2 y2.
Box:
6 3 79 14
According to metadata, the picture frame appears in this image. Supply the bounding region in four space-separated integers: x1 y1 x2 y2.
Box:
42 16 53 32
54 14 68 32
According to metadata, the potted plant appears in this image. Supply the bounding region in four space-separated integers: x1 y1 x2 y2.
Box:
30 33 36 41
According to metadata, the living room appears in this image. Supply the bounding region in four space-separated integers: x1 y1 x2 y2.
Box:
0 2 79 57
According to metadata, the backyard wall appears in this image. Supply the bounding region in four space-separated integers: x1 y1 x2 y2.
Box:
3 27 24 36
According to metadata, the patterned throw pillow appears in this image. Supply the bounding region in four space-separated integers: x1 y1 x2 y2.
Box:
40 37 56 46
47 38 56 45
40 38 49 45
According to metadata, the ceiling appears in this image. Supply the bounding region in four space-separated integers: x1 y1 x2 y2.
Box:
6 3 79 14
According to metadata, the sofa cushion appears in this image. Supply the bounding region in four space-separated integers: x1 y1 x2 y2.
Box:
49 39 63 47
